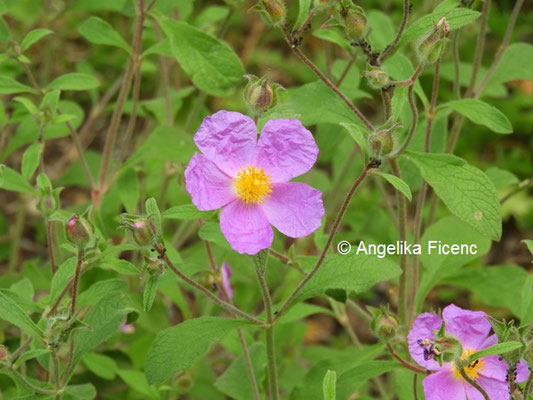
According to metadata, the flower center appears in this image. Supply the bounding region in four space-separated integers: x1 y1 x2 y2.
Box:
234 166 272 204
452 349 485 380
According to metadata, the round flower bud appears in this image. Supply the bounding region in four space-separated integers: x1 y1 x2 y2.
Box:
260 0 286 26
435 336 463 363
39 192 58 217
66 215 93 248
417 17 450 64
0 345 8 361
244 75 279 116
364 67 390 89
500 326 523 365
130 218 158 247
371 312 398 340
343 5 367 42
369 130 395 157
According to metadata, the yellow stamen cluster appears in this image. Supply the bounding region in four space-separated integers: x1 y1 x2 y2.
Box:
452 349 485 380
234 166 272 204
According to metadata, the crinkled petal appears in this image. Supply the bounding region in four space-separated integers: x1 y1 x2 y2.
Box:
220 201 273 255
254 119 318 182
422 368 466 400
184 154 235 211
478 354 508 382
194 110 257 175
442 304 491 349
408 312 443 370
261 182 324 238
466 375 509 400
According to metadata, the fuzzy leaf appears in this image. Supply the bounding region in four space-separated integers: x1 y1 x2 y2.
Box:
323 370 337 400
438 99 512 134
47 73 100 91
79 16 131 53
21 28 53 51
21 142 43 180
374 171 412 201
0 290 45 339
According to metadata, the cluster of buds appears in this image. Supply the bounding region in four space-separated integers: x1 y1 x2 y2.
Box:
143 256 165 279
36 173 61 218
120 215 160 248
254 0 286 26
363 67 390 89
66 213 94 249
46 314 89 347
369 305 398 340
243 74 282 116
417 17 450 64
368 122 401 160
336 1 367 43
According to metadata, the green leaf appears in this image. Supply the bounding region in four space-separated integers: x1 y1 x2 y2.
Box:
13 348 51 368
313 29 351 52
0 164 35 194
214 343 266 400
340 122 368 156
415 216 491 311
468 342 523 363
14 96 38 114
322 370 336 400
162 204 213 220
47 73 100 91
21 142 43 180
398 8 480 49
0 17 10 42
145 197 161 231
79 16 132 53
523 240 533 256
63 383 97 400
118 370 160 400
438 99 512 134
292 254 401 303
485 43 533 89
82 352 118 380
143 275 159 312
402 152 501 241
374 171 412 201
160 20 244 96
337 361 400 397
485 167 519 191
101 258 139 275
72 292 135 371
21 28 53 51
520 274 533 324
0 290 45 339
117 168 139 214
145 316 246 385
0 76 37 94
444 265 529 317
293 0 313 31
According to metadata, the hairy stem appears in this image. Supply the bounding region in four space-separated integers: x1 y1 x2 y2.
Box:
8 367 58 395
273 161 377 322
97 0 145 196
396 84 418 154
387 343 427 375
70 250 84 316
154 243 264 325
411 59 441 305
282 29 374 131
8 193 26 273
458 367 490 400
379 0 410 63
254 252 279 400
390 159 410 324
46 219 57 275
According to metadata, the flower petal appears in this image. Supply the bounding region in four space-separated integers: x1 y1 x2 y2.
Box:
442 304 491 350
255 119 318 182
261 182 324 238
408 312 443 371
466 375 510 400
184 154 235 211
516 359 529 383
478 355 508 382
220 201 273 255
195 110 257 175
422 368 466 400
221 263 233 301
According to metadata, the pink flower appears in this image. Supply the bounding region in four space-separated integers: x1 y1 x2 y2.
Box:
408 304 529 400
184 110 324 255
220 263 233 300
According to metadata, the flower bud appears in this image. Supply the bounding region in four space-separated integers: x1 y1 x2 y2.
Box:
39 192 58 217
66 214 93 248
417 18 450 64
244 75 281 116
144 257 165 278
0 345 8 361
341 5 367 42
123 217 158 247
434 336 463 363
369 130 394 158
364 67 389 89
370 307 398 341
260 0 286 26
